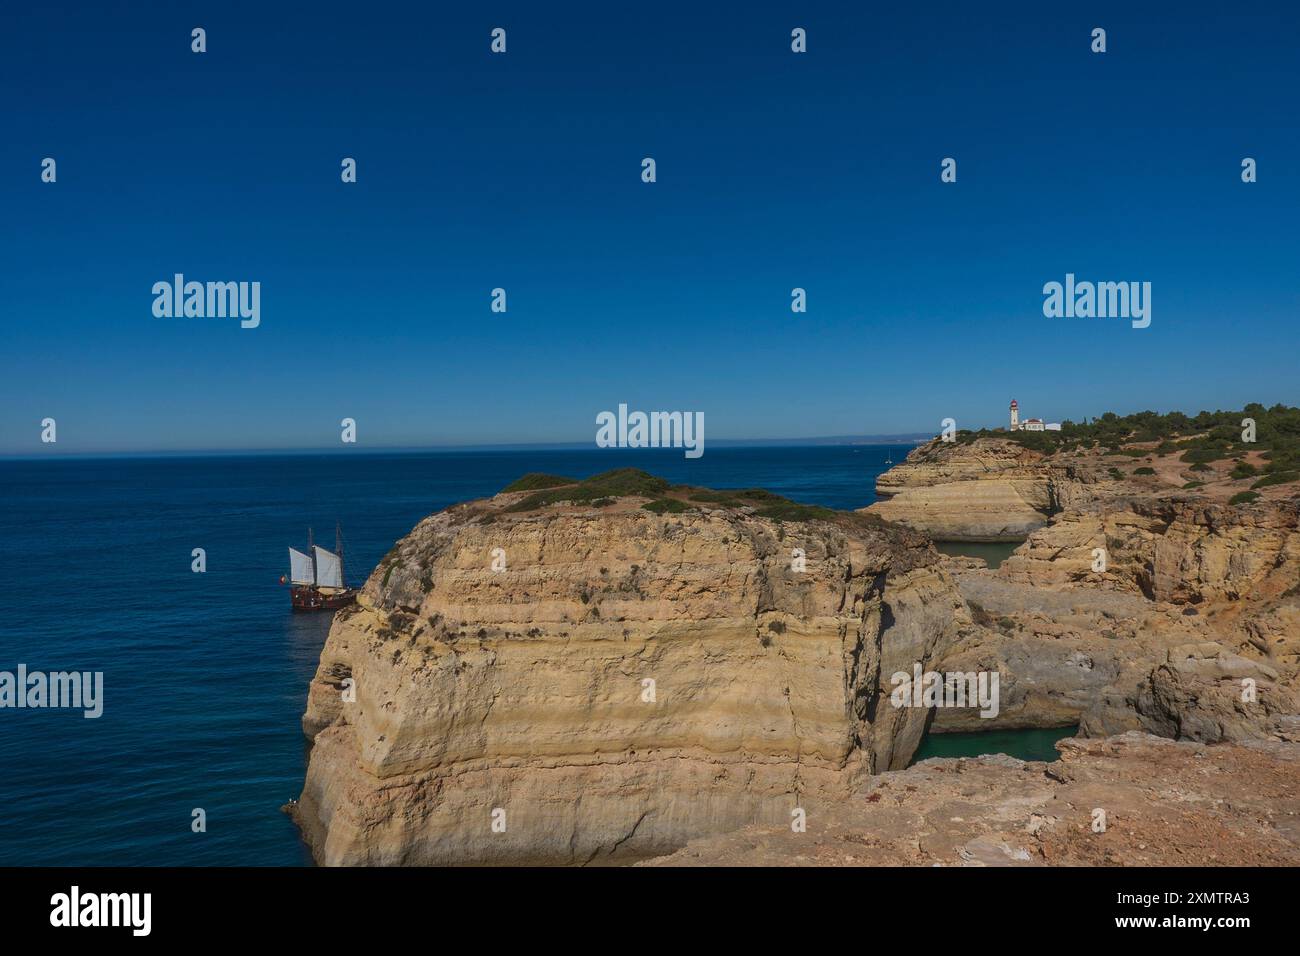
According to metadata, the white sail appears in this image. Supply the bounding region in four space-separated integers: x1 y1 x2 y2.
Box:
313 545 344 588
289 548 316 585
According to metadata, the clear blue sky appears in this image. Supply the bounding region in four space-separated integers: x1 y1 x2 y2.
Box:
2 1 1297 454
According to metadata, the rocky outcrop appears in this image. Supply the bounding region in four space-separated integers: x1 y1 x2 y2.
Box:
864 438 1108 541
642 733 1300 866
1082 644 1300 742
935 492 1300 742
294 475 973 865
933 567 1183 732
999 496 1300 605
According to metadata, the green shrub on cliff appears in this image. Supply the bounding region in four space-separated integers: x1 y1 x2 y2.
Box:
505 468 671 511
983 404 1300 473
642 498 690 514
690 488 786 505
687 487 835 522
754 501 836 522
1252 471 1299 489
1010 431 1056 453
1229 491 1261 505
1181 447 1227 464
499 467 852 526
501 473 576 493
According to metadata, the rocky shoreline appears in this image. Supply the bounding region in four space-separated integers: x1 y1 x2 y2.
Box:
293 442 1300 866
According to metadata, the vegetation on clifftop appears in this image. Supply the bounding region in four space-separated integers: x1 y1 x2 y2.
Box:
497 468 870 527
956 403 1300 489
503 468 672 511
501 473 576 493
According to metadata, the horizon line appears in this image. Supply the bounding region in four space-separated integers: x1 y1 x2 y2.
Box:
0 432 938 462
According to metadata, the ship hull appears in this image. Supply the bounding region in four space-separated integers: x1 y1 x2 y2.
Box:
290 585 358 612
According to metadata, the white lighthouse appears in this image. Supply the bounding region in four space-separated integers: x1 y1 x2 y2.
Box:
1009 398 1019 431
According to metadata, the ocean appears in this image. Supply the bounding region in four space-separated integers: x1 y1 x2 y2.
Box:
0 444 909 865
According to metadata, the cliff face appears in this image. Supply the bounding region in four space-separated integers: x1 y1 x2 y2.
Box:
864 438 1107 541
861 436 1300 745
932 493 1300 741
1000 497 1300 605
295 479 971 865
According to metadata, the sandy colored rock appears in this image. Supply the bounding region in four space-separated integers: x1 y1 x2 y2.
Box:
295 445 1300 867
1000 496 1300 605
641 733 1300 866
294 481 973 865
864 438 1109 541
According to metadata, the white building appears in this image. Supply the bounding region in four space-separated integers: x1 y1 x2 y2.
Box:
1009 399 1060 432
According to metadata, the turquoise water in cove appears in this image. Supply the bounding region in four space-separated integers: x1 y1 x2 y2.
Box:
1 444 917 865
910 726 1078 764
933 541 1020 570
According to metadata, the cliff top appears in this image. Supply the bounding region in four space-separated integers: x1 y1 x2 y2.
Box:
363 468 937 620
898 419 1300 507
478 467 913 529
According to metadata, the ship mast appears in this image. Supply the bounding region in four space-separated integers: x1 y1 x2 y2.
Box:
336 521 346 588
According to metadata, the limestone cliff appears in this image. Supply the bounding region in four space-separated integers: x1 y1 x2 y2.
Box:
932 491 1300 741
864 437 1108 541
860 432 1300 745
294 471 972 865
1000 496 1300 606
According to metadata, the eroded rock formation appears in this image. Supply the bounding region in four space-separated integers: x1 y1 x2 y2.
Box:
856 435 1300 745
864 438 1108 541
1000 496 1300 605
294 474 972 865
294 446 1300 866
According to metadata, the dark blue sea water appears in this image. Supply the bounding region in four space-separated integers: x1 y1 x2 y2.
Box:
1 445 911 865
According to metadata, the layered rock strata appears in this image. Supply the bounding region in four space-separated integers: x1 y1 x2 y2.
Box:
864 438 1108 541
294 478 972 865
867 439 1300 744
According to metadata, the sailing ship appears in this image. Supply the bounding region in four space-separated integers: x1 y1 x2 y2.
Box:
283 523 358 612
